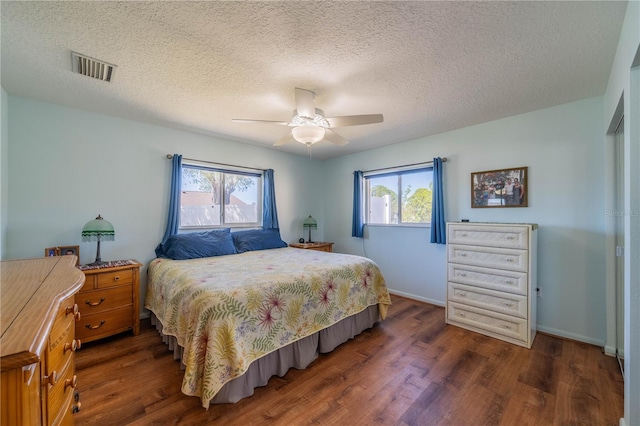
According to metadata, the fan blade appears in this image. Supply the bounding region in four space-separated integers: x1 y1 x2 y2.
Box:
273 130 296 146
232 118 291 126
323 129 349 146
326 114 383 128
295 88 316 118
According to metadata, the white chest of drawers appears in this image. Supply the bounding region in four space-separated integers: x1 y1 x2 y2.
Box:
446 222 538 348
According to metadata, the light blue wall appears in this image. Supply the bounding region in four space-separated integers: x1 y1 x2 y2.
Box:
323 96 607 346
5 96 326 312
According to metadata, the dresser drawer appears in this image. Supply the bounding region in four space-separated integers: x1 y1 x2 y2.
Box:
48 296 78 375
447 264 528 295
97 269 133 289
77 285 133 315
46 354 76 426
448 244 528 272
448 282 528 318
76 306 134 342
448 224 529 249
447 301 528 343
47 315 77 378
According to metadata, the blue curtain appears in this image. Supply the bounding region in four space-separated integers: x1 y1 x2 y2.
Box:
430 157 446 244
352 170 364 238
263 169 279 229
156 154 182 256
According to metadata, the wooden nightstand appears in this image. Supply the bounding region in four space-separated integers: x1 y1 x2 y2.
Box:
289 242 334 253
76 260 142 344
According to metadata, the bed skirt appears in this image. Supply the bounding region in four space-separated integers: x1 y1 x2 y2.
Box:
150 304 380 405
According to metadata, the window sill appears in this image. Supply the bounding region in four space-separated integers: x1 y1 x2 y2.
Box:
365 223 431 229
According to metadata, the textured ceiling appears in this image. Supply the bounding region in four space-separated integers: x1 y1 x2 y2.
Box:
0 1 628 160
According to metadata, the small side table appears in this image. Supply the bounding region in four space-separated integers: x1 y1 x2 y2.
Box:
76 259 142 344
289 242 334 253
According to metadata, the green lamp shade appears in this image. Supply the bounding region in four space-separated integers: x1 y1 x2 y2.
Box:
81 214 115 242
303 215 317 229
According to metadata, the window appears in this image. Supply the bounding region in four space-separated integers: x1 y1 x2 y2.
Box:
365 167 433 225
180 163 262 228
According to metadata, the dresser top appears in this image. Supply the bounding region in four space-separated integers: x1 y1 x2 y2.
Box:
1 256 85 370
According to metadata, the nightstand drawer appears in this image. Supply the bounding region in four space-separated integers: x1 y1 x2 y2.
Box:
77 285 133 314
97 269 133 288
76 306 134 342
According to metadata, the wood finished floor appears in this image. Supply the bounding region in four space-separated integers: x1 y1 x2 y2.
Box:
74 296 623 425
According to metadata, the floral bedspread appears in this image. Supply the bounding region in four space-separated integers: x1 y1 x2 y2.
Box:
144 247 391 408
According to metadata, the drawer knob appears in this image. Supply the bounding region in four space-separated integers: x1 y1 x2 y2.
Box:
64 339 82 353
507 236 515 240
460 273 467 277
505 280 513 284
504 303 513 307
65 304 79 316
504 325 512 329
64 375 78 391
44 370 57 386
73 402 82 413
86 320 106 330
85 297 106 307
459 312 465 317
506 258 513 262
459 292 466 297
460 253 467 257
113 275 120 281
460 233 468 237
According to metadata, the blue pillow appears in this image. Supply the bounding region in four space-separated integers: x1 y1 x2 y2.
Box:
160 229 237 260
232 228 287 253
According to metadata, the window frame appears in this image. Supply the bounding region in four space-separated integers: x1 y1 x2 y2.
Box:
364 165 434 228
179 161 263 230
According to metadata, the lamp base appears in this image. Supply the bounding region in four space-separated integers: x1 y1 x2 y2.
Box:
89 239 104 266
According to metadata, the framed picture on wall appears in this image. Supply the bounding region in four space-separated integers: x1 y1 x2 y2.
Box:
44 245 80 264
471 166 528 208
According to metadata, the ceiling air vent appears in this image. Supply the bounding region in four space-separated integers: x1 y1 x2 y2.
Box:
71 51 116 82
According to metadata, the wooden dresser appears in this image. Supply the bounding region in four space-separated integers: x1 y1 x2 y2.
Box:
288 242 334 252
446 222 538 348
76 261 142 343
1 256 85 425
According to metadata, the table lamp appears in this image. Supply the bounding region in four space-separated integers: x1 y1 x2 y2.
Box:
303 215 317 243
82 214 115 265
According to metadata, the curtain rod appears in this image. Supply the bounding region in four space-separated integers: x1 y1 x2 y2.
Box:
166 154 264 172
363 157 447 174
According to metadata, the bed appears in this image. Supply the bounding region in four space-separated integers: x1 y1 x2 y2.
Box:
145 228 391 408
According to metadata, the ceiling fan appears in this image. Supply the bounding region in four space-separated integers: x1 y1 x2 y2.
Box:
232 88 383 147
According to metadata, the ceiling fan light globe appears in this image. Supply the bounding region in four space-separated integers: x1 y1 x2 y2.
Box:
292 125 325 145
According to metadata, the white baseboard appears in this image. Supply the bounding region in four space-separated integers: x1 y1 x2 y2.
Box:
536 324 604 347
387 289 445 307
604 345 617 357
